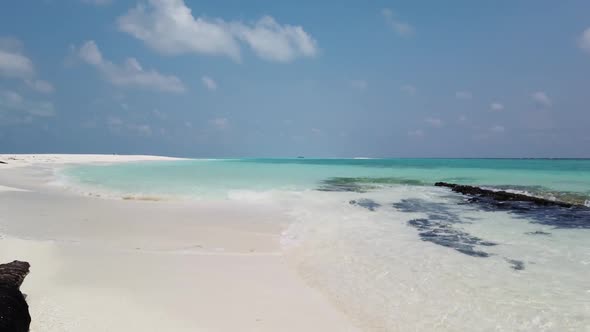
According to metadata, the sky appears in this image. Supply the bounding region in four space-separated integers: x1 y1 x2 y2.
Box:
1 0 590 158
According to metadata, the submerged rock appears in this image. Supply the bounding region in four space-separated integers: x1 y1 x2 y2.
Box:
505 258 525 271
407 218 495 257
318 177 425 193
393 199 497 258
0 260 31 332
318 178 371 193
525 231 551 236
349 199 381 211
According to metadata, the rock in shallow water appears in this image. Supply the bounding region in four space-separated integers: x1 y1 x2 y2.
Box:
525 230 551 236
349 199 381 211
434 182 575 207
393 199 497 258
505 258 525 271
435 182 590 229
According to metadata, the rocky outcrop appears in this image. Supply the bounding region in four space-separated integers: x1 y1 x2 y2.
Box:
434 182 590 229
0 261 31 332
434 182 575 208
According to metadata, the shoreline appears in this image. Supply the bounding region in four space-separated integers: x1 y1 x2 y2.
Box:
0 154 359 331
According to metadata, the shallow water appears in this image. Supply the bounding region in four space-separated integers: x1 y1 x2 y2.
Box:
61 159 590 331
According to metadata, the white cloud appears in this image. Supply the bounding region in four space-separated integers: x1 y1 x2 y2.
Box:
455 91 472 100
117 0 318 63
78 40 103 65
490 125 505 133
76 40 186 93
107 115 152 136
201 76 217 91
107 116 123 126
152 109 167 120
490 102 504 112
349 79 368 90
425 117 444 128
0 49 34 79
408 129 424 138
25 79 55 94
0 90 55 117
210 117 228 130
381 8 414 37
0 37 54 93
232 16 318 62
401 84 416 96
127 123 152 136
578 28 590 53
531 91 552 108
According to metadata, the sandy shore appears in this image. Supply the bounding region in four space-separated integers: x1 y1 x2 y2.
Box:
0 154 358 331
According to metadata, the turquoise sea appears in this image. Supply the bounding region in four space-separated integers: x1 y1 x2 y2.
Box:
61 158 590 331
63 158 590 203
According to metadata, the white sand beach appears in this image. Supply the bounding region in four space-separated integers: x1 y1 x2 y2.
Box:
0 154 358 331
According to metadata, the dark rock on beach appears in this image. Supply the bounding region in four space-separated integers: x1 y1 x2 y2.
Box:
0 261 31 332
0 160 7 164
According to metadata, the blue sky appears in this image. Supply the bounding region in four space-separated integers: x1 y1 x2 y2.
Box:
1 0 590 157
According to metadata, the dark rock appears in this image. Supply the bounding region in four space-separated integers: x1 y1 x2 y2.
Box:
407 218 494 257
506 259 525 271
435 182 590 229
0 261 31 332
0 160 7 164
349 199 381 211
393 199 497 258
525 231 551 236
434 182 574 208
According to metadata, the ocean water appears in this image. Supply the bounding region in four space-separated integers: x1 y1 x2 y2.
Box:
61 159 590 331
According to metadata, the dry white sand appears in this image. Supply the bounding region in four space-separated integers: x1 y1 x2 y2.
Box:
0 154 184 168
0 154 358 331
